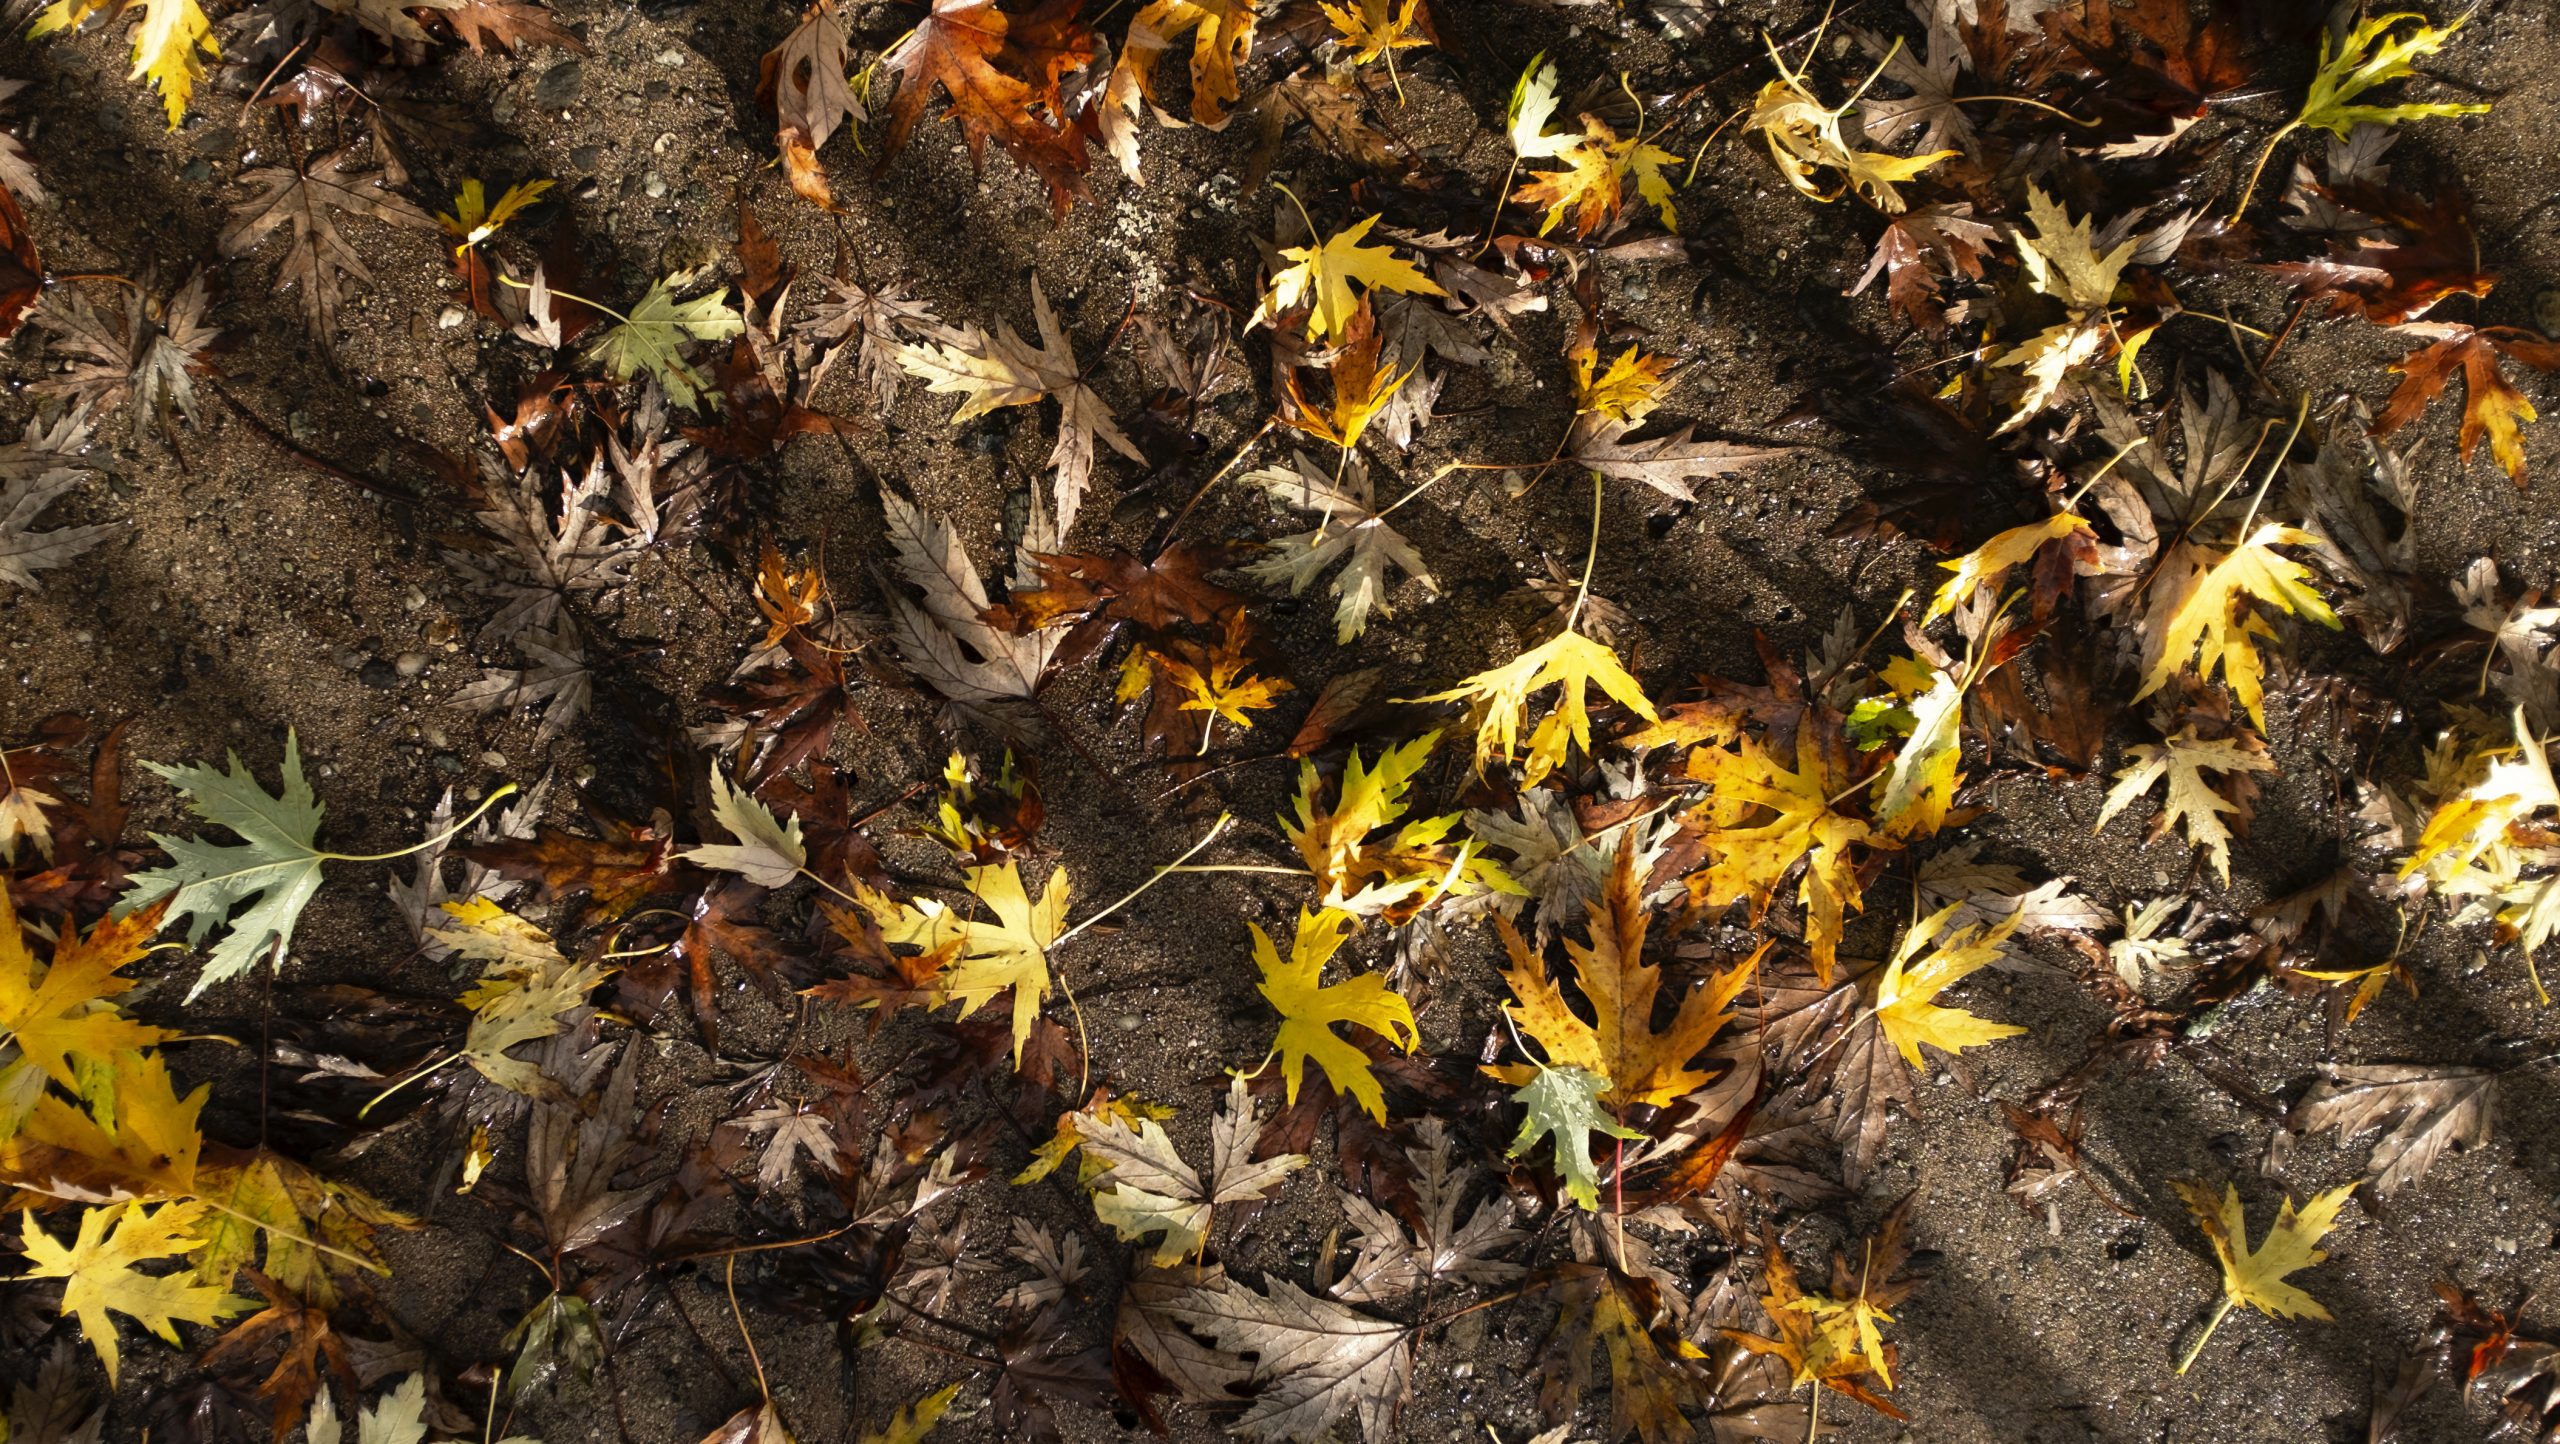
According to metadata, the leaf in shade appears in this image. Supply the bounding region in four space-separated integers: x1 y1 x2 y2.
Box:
432 0 583 52
880 492 1062 704
0 412 114 593
1329 1118 1523 1304
2289 1063 2493 1201
1241 450 1436 645
1162 1274 1412 1444
1850 205 1996 338
34 272 218 446
1566 413 1796 501
990 1321 1114 1444
1535 1263 1715 1444
218 150 436 345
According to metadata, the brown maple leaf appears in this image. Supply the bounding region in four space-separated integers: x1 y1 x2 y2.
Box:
2264 183 2493 326
880 0 1099 215
1851 204 1996 338
2372 322 2560 487
432 0 583 53
219 149 436 345
759 0 863 210
197 1270 356 1442
1003 543 1247 632
459 810 675 921
32 270 220 444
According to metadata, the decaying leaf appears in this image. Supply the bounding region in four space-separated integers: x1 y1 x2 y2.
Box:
1069 1074 1305 1263
1241 450 1437 645
898 277 1140 536
219 150 437 345
1161 1272 1411 1443
2289 1062 2493 1201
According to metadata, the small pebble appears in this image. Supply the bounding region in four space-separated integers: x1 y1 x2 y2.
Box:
438 307 469 330
395 652 429 678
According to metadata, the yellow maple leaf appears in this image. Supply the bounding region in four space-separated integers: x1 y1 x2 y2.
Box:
1252 908 1416 1121
858 1383 961 1444
1861 656 1968 842
2136 523 2342 728
438 178 556 253
2171 1178 2354 1373
190 1148 411 1307
1991 187 2136 431
1492 836 1753 1109
2401 708 2559 881
1280 731 1516 919
1279 297 1417 453
1251 213 1446 343
1 891 175 1105
1573 343 1675 424
34 0 220 130
1924 513 2095 625
431 900 614 1099
864 862 1070 1064
2096 725 2277 883
1683 729 1880 985
19 1199 246 1382
1514 118 1679 238
1873 903 2026 1067
5 1048 208 1203
1320 0 1428 67
1744 45 1951 215
1120 0 1257 127
1404 628 1659 787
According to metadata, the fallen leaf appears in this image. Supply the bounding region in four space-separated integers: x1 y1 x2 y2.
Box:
1252 907 1416 1121
2289 1062 2493 1201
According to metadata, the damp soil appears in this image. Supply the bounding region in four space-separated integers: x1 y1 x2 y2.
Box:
6 1 2560 1443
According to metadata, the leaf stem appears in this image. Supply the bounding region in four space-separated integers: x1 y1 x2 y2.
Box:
496 274 632 328
2058 435 2151 512
1054 811 1235 947
2230 119 2302 225
1567 468 1604 636
2234 391 2310 540
725 1256 773 1401
321 782 520 863
2177 1296 2236 1374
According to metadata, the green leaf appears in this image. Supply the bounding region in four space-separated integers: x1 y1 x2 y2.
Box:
583 273 745 410
2295 11 2487 138
1506 1063 1639 1211
122 730 328 999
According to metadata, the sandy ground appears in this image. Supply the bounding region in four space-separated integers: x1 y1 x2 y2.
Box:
5 0 2560 1442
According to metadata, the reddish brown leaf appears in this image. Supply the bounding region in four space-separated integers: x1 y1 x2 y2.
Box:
880 0 1098 215
433 0 585 52
2373 323 2560 486
1004 544 1248 633
0 179 40 340
459 811 675 919
2264 185 2493 326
